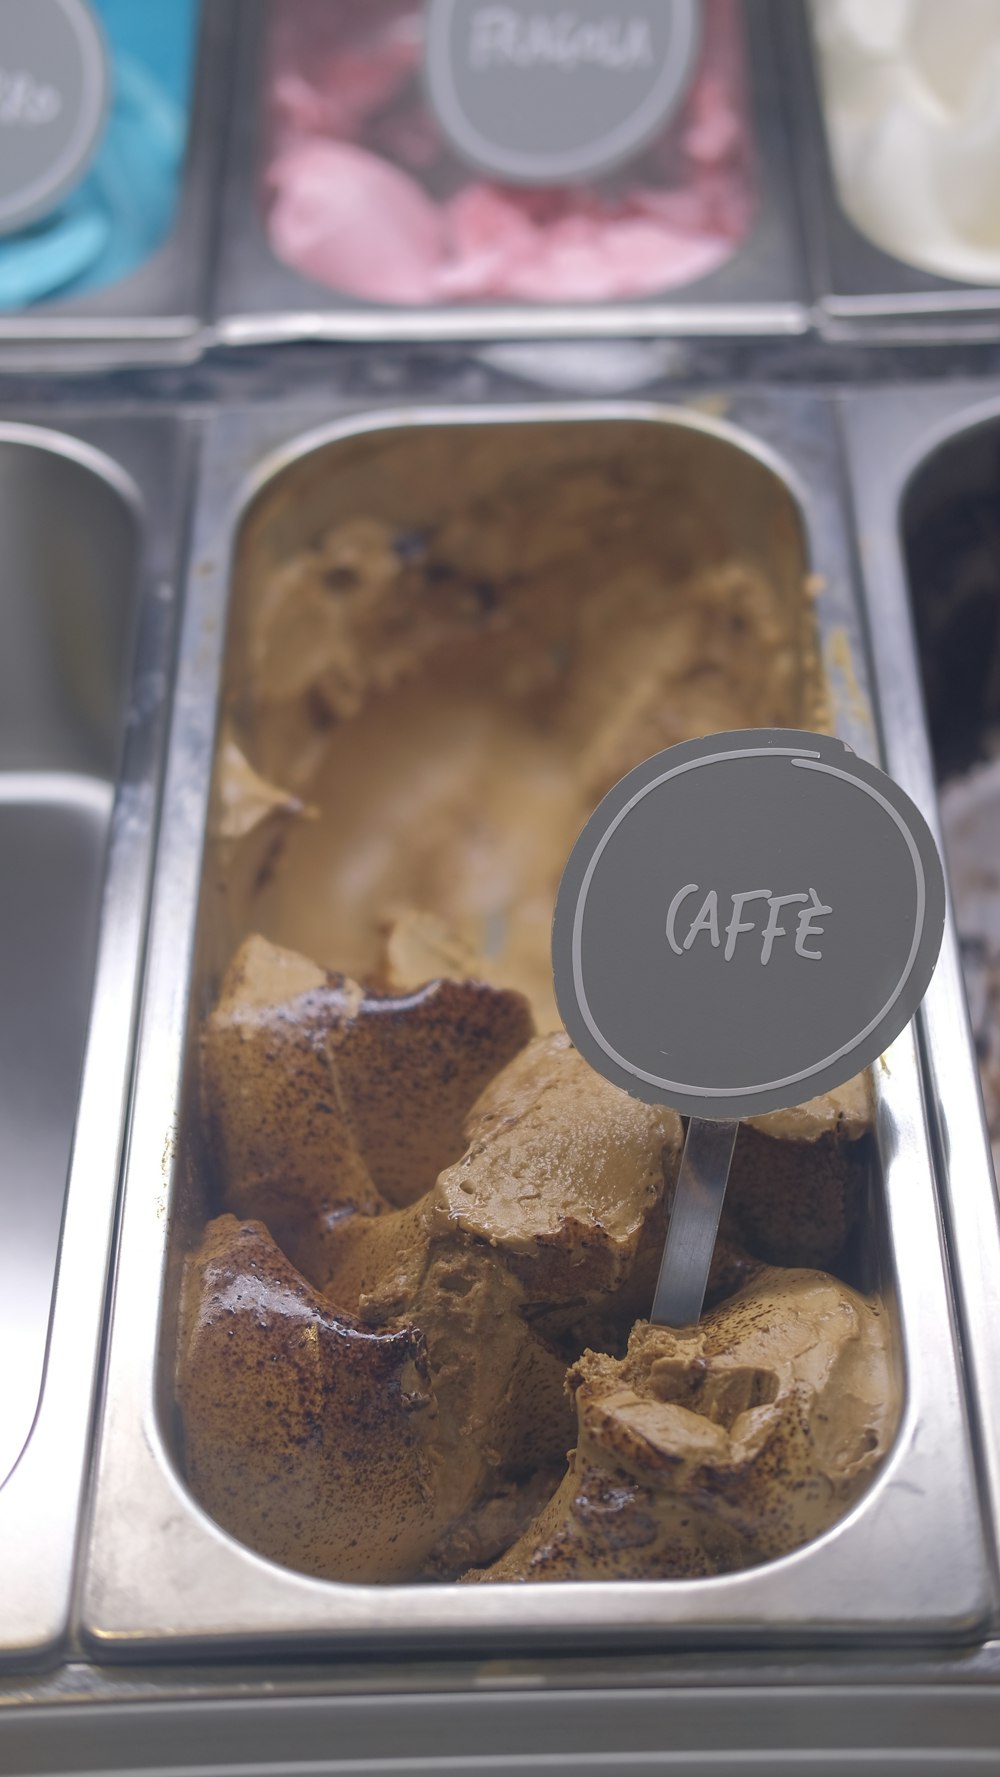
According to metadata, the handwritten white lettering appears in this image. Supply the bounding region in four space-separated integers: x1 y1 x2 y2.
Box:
759 892 808 965
666 885 832 964
469 9 654 72
794 888 831 959
665 882 697 955
684 888 720 951
724 888 771 962
0 69 62 127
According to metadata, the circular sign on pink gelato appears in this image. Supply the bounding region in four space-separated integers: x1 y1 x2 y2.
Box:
424 0 701 185
261 0 755 307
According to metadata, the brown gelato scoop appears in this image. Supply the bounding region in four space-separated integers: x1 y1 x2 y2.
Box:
328 1031 684 1317
182 1023 689 1581
191 918 876 1585
202 933 535 1280
468 1264 894 1583
723 1074 874 1271
321 1033 685 1562
176 1217 440 1583
443 1030 684 1298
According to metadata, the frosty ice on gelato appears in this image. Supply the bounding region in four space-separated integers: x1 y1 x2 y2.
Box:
810 0 1000 286
176 427 893 1585
259 0 756 305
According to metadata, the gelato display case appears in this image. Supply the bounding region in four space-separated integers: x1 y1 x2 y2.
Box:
0 411 194 1664
0 1 233 361
78 393 989 1653
784 1 1000 336
7 5 1000 1767
213 0 807 342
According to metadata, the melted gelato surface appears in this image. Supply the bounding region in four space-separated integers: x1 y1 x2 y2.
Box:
218 473 824 1031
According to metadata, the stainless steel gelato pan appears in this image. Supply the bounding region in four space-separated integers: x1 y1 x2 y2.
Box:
0 412 194 1664
782 5 1000 339
841 383 1000 1632
213 0 807 345
81 395 989 1656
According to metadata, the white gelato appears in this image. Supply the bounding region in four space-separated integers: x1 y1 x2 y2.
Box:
811 0 1000 284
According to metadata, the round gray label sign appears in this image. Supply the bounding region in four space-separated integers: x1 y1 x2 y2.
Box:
424 0 701 186
0 0 109 236
552 731 946 1119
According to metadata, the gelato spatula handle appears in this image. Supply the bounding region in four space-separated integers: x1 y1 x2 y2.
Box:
651 1117 738 1327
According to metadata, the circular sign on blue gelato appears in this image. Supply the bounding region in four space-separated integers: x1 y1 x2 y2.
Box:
0 0 109 235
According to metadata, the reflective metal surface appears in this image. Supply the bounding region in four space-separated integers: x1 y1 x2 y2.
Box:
840 383 1000 1628
0 416 193 1665
652 1118 739 1328
9 1639 1000 1772
0 3 235 363
213 1 807 345
780 8 1000 340
7 1673 1000 1775
82 394 989 1655
0 779 110 1495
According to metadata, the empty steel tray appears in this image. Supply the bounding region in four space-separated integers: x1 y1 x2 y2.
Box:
0 413 193 1664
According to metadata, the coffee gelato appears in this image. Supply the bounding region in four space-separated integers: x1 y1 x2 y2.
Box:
724 1074 874 1271
185 1022 686 1579
182 937 880 1582
176 442 891 1586
217 464 825 1032
202 932 535 1279
469 1265 894 1582
178 1216 437 1583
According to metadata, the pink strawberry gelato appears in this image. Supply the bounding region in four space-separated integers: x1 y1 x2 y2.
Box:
260 0 757 306
267 139 445 301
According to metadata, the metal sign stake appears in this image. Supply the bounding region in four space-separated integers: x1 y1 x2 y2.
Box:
552 729 947 1342
650 1116 738 1327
